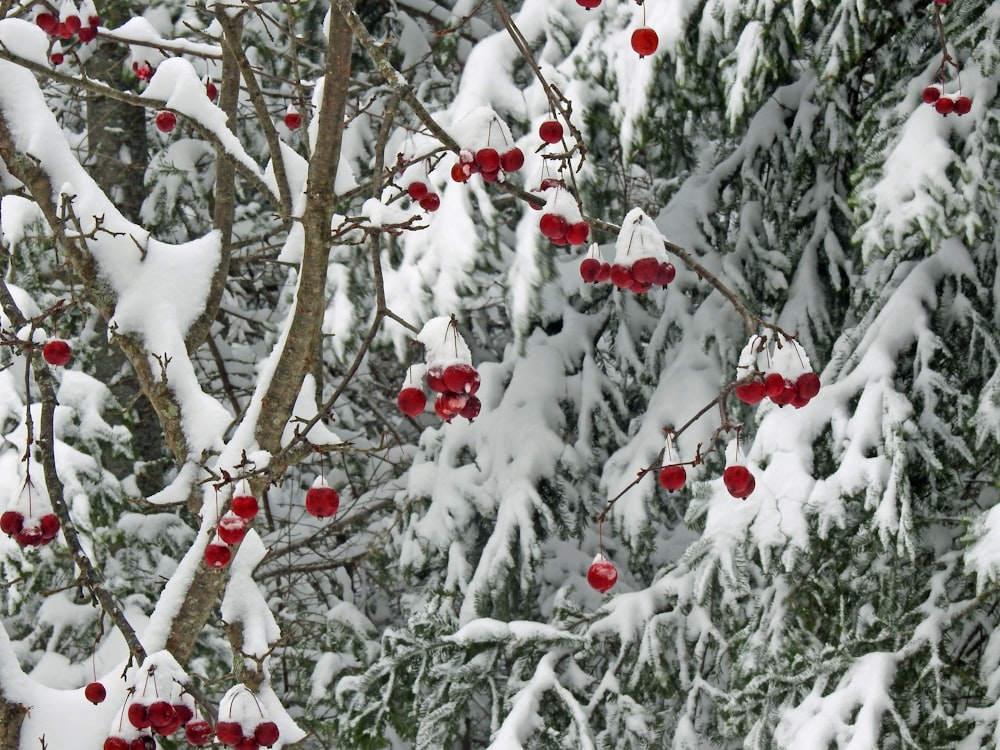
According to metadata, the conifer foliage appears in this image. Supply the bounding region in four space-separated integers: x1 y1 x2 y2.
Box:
0 0 997 747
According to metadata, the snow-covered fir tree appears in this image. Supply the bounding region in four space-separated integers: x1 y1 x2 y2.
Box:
0 0 998 747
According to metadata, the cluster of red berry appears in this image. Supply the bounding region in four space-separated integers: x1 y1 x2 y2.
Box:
450 146 525 184
35 1 100 64
580 207 675 293
404 180 442 213
570 0 658 57
98 669 211 748
397 362 482 423
0 508 60 547
921 85 971 116
734 334 821 409
204 491 259 569
213 686 281 749
398 317 482 423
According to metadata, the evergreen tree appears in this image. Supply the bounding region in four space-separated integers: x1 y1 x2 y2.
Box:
0 0 997 748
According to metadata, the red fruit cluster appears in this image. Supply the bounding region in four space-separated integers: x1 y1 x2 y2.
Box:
631 27 658 57
736 371 820 409
203 493 258 568
35 6 100 45
429 363 482 422
42 338 71 366
124 697 197 739
451 146 524 184
405 181 441 212
216 719 280 748
580 255 675 294
723 465 755 499
587 556 617 593
305 484 339 519
540 212 589 246
921 85 971 116
1 510 60 548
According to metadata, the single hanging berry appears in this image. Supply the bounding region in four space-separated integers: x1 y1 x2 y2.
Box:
587 555 618 593
305 482 339 518
658 465 687 492
42 339 72 366
631 27 659 57
84 681 106 704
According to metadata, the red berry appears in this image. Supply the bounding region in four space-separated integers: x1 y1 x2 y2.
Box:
85 681 106 704
735 379 767 405
284 111 302 130
217 512 247 545
39 513 60 541
88 15 101 27
459 395 481 422
442 363 480 394
723 466 753 498
173 704 194 725
305 486 339 518
205 81 219 101
954 95 972 115
539 177 563 191
566 222 589 245
576 0 602 7
922 85 941 104
77 25 96 42
216 720 244 746
587 559 617 593
397 387 427 417
130 737 156 750
50 52 64 65
56 21 72 38
935 97 954 115
42 339 71 366
64 15 81 33
763 372 786 399
0 511 23 536
104 739 129 750
630 257 660 284
231 495 259 520
204 541 232 569
538 120 564 144
580 258 602 283
658 465 687 492
426 367 448 393
253 721 280 746
236 739 260 750
654 262 676 286
609 264 633 288
631 27 659 57
148 700 176 731
128 703 151 729
419 193 441 212
185 719 214 746
539 213 568 240
450 162 470 182
406 182 429 201
434 393 467 422
596 262 612 282
35 12 57 33
630 280 653 294
475 148 500 172
499 148 524 172
155 111 177 133
796 372 821 400
481 170 500 184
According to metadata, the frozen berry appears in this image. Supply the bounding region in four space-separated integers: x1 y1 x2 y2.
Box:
426 367 448 393
42 339 71 366
205 80 219 101
0 511 23 536
576 0 602 7
954 95 972 115
796 372 821 399
658 465 687 492
35 12 57 33
723 466 754 498
587 558 617 593
305 486 339 518
654 262 676 286
631 27 659 57
15 526 42 547
397 387 427 417
630 257 660 284
148 700 176 731
103 739 129 750
128 703 151 729
253 721 280 746
284 111 302 130
217 512 247 545
450 162 470 182
85 681 106 704
204 541 232 569
580 258 602 283
935 97 954 115
39 513 60 541
215 720 244 745
475 148 500 172
763 373 786 399
539 213 568 240
538 120 563 144
459 395 481 422
406 182 429 201
419 193 441 212
922 85 941 104
78 25 96 42
231 495 259 520
566 222 589 246
499 147 525 172
173 704 194 725
442 363 480 394
155 111 177 133
735 378 767 405
609 264 633 288
185 719 213 746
